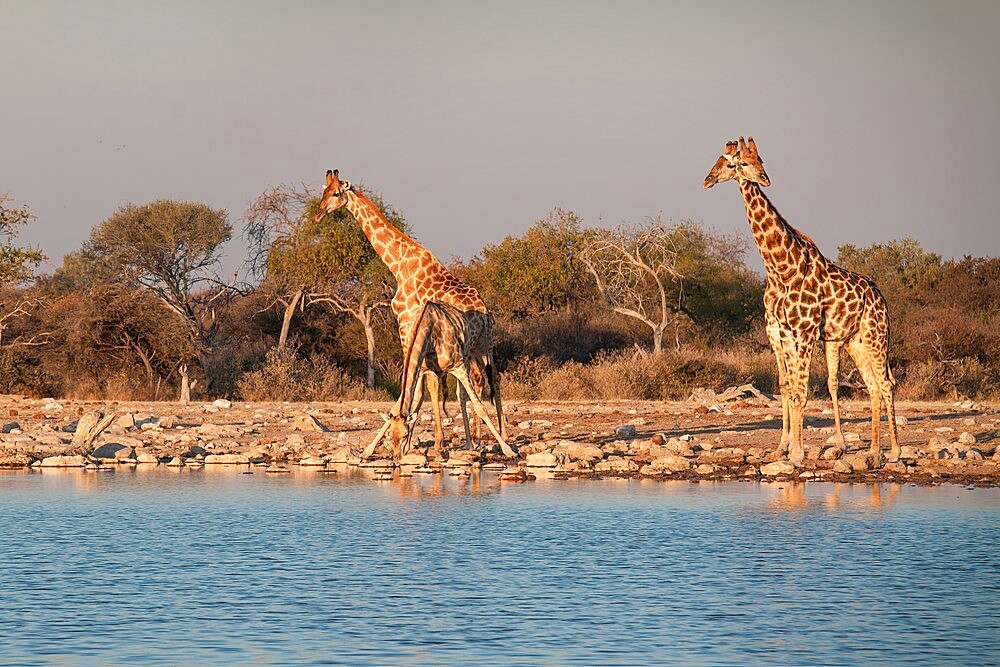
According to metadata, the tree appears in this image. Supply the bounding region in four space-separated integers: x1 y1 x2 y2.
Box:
37 281 198 398
84 199 234 397
243 183 408 388
581 216 692 355
459 208 590 317
836 237 942 305
0 195 47 347
581 217 757 354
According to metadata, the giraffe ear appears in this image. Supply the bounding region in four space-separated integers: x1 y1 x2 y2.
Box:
325 170 335 186
747 137 759 156
738 136 748 154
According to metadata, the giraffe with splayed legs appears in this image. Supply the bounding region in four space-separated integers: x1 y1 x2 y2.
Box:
315 169 508 454
362 301 516 460
704 137 899 465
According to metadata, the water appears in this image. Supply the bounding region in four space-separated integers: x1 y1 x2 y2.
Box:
1 467 998 667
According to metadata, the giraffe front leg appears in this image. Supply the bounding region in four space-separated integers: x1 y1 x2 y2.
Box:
825 341 846 446
766 321 791 450
786 338 815 466
453 368 516 458
424 372 446 450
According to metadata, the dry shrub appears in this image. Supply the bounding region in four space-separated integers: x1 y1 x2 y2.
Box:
236 345 386 402
500 356 557 400
500 346 779 401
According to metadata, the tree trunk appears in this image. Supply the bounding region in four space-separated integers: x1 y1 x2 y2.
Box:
179 364 191 404
278 287 303 348
652 327 664 356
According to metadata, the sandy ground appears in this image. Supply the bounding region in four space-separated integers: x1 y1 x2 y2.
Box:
1 393 998 486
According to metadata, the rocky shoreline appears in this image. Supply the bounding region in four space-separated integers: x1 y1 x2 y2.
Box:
1 395 998 487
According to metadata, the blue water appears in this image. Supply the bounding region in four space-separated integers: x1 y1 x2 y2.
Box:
1 467 997 667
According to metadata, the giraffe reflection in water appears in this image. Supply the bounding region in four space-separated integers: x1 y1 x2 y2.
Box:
767 482 902 511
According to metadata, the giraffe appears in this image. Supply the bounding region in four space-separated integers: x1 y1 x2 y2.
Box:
361 301 517 460
314 169 508 452
704 137 899 465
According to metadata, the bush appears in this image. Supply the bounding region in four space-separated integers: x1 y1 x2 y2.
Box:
500 346 779 401
236 345 387 402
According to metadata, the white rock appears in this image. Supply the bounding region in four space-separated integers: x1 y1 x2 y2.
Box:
298 456 327 466
833 460 853 474
760 461 796 475
213 399 233 409
958 432 976 445
204 453 250 464
135 451 159 464
400 452 427 466
895 415 909 426
594 458 639 473
525 451 558 468
614 425 637 437
39 455 87 468
648 454 691 473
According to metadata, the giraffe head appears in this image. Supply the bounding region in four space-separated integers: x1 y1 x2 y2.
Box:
703 137 771 188
383 411 417 460
314 169 353 221
736 136 770 187
703 140 739 188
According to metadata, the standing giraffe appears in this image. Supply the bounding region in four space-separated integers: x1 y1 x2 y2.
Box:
314 169 507 451
704 137 899 465
362 301 516 460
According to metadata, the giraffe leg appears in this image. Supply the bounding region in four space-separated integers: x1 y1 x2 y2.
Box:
457 381 474 449
766 321 791 449
825 341 846 446
881 369 900 463
486 352 508 440
452 367 516 458
424 371 446 449
847 339 884 467
785 335 816 466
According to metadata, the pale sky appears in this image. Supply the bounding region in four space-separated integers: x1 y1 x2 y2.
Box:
3 0 998 278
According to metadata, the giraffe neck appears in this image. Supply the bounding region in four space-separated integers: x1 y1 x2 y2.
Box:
343 190 446 287
737 179 817 282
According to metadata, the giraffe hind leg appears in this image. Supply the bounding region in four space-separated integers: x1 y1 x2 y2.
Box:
846 339 885 467
825 341 846 446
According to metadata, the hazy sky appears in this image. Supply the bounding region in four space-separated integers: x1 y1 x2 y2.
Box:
3 0 998 278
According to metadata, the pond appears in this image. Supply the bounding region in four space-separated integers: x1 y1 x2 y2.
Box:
1 466 997 666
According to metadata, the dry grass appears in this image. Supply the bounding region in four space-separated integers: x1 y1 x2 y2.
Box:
501 346 778 401
236 345 388 402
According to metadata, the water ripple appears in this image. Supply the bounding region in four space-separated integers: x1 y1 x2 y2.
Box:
1 471 997 666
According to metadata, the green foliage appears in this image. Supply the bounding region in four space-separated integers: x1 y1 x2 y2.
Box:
459 208 589 317
268 190 408 294
87 199 231 291
836 237 942 303
0 195 46 287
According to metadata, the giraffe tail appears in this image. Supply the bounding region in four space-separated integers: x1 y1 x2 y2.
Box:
887 364 896 386
484 361 495 402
